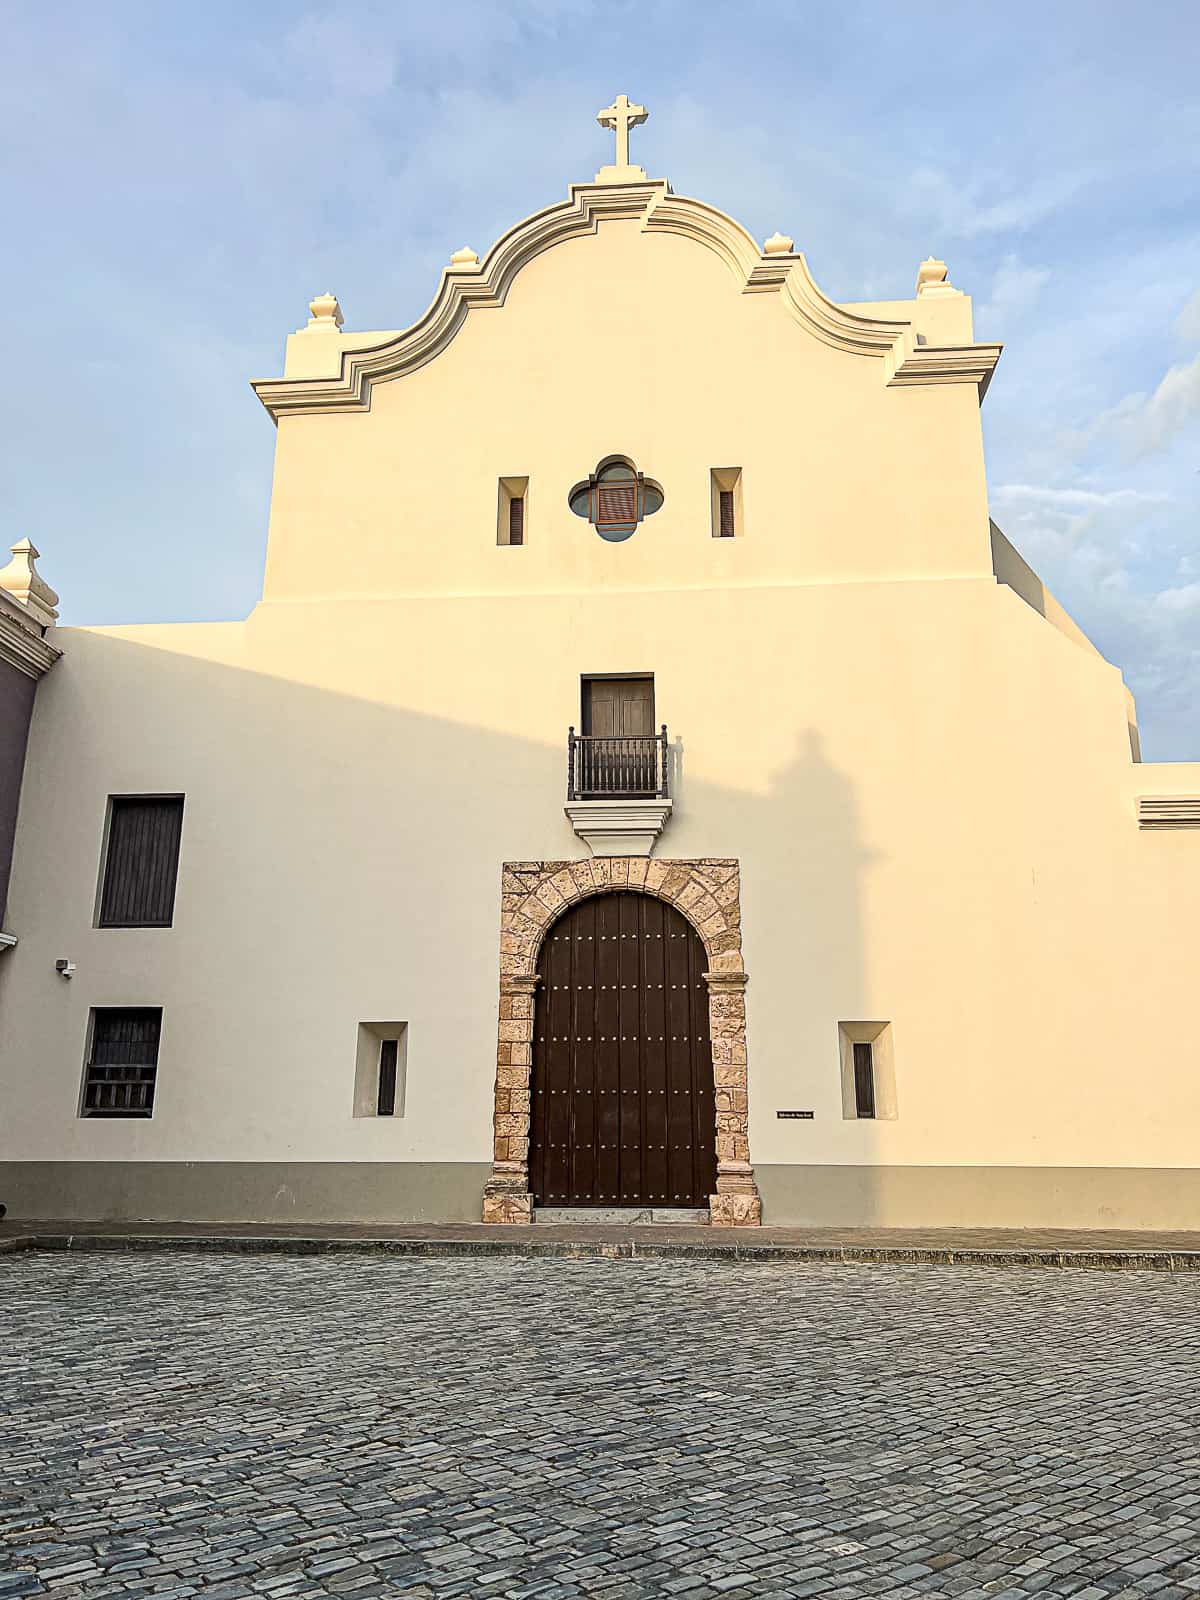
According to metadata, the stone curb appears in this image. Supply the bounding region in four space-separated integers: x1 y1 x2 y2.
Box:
3 1232 1199 1270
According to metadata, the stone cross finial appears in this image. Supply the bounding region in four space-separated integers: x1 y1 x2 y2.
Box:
0 539 59 628
595 94 648 181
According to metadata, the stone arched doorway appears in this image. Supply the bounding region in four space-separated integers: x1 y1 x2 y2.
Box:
530 891 716 1211
483 857 761 1226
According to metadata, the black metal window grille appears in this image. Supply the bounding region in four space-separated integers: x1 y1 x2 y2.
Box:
82 1008 161 1117
853 1040 876 1119
98 796 184 928
377 1038 398 1117
718 489 735 537
508 494 524 545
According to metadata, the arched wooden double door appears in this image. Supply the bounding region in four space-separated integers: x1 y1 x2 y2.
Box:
530 891 717 1209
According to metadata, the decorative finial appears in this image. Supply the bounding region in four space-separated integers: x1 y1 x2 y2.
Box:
449 246 480 267
307 291 344 329
916 257 958 297
0 539 59 628
595 94 648 184
763 232 795 256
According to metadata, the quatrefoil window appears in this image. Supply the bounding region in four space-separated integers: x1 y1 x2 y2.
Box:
568 456 664 542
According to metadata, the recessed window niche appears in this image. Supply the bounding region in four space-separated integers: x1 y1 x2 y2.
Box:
353 1022 408 1117
710 467 743 537
838 1021 897 1120
496 476 528 545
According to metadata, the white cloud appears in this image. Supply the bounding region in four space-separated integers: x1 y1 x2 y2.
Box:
905 165 1092 240
1175 288 1200 344
978 255 1051 330
1156 584 1200 612
1086 350 1200 458
992 485 1168 510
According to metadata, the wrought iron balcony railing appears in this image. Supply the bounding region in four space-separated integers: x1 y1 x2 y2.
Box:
567 725 670 802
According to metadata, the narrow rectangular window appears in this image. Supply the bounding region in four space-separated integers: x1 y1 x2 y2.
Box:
497 476 529 545
82 1008 161 1117
853 1040 876 1119
98 796 184 928
718 489 735 537
377 1038 398 1117
710 468 742 537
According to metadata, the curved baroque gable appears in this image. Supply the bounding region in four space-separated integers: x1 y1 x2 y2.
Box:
253 181 1001 421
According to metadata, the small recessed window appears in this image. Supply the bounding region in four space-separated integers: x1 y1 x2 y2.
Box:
839 1021 897 1120
354 1022 407 1117
97 796 184 928
497 476 528 546
710 467 743 538
81 1008 161 1118
568 456 664 542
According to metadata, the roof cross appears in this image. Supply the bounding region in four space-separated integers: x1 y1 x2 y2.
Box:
596 94 648 171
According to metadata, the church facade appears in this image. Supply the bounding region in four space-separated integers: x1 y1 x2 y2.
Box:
1 101 1198 1229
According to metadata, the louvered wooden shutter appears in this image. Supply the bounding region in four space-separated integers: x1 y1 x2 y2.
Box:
718 489 735 537
596 482 638 526
99 797 184 927
508 493 524 545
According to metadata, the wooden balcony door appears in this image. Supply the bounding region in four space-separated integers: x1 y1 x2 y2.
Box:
582 676 654 739
580 676 655 797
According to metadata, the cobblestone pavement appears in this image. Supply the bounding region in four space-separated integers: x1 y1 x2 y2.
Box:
2 1255 1199 1599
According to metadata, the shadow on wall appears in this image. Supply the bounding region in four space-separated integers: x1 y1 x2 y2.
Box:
0 627 886 1223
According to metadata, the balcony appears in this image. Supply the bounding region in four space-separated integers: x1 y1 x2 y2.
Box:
565 726 673 857
567 726 669 801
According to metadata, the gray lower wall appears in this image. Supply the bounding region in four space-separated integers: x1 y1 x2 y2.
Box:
0 1162 491 1225
756 1164 1200 1230
0 657 36 928
3 1161 1200 1229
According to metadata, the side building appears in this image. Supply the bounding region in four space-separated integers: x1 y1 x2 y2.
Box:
0 542 61 961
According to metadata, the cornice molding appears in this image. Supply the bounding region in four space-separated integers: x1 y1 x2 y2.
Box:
889 342 1004 398
252 181 666 420
0 603 60 680
253 180 1002 421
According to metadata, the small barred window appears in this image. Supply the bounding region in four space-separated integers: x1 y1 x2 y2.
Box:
82 1008 161 1118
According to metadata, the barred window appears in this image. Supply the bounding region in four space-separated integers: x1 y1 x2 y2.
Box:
82 1008 161 1118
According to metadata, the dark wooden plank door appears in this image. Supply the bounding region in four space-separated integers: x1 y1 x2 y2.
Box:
582 677 653 737
530 891 716 1208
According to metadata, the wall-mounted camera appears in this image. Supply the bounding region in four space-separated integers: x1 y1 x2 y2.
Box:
54 959 76 980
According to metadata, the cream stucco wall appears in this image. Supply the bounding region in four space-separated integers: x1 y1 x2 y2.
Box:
1 175 1197 1226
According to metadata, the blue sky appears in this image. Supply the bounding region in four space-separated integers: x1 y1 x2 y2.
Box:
4 0 1198 756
